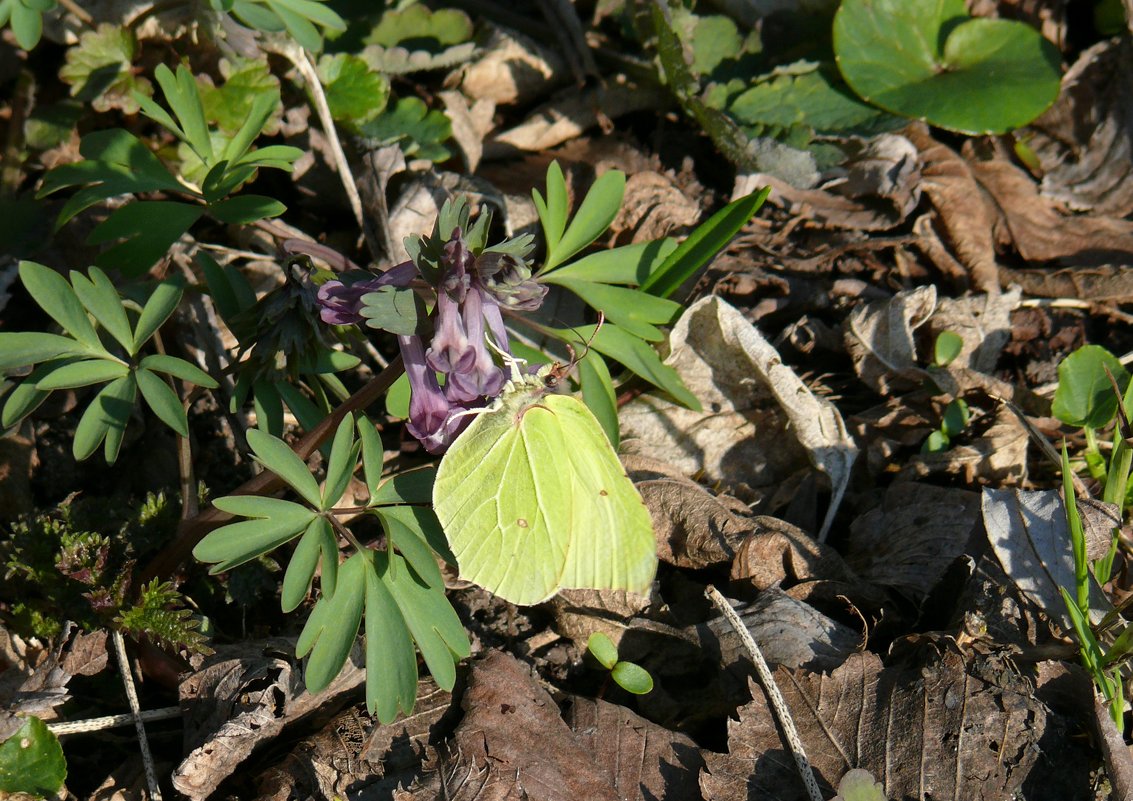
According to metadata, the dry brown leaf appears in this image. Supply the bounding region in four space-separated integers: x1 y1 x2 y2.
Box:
417 651 703 801
1027 37 1133 217
731 516 861 591
906 125 1000 292
610 171 702 242
453 24 568 106
845 483 981 605
622 296 857 540
173 639 366 801
699 650 1054 801
254 679 452 800
927 288 1020 373
438 90 495 174
638 474 757 570
967 147 1133 266
983 488 1116 632
904 402 1030 483
0 623 99 740
844 284 936 394
709 588 859 673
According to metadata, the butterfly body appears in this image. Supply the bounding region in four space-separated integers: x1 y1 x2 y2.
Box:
433 366 657 605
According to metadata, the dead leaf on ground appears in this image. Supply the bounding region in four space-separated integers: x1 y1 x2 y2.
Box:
845 483 981 605
610 171 702 242
699 650 1074 801
1027 37 1133 217
927 288 1020 373
903 402 1030 483
844 284 936 394
398 651 703 801
906 125 1000 293
982 488 1116 632
173 638 366 801
966 143 1133 266
254 678 453 801
622 296 857 540
452 24 568 106
731 516 862 591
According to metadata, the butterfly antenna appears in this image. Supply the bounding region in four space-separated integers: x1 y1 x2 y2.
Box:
563 311 604 370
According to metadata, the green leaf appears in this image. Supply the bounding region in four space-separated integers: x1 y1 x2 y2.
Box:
940 398 970 438
833 0 1062 135
542 277 680 340
266 0 322 51
385 372 411 419
587 631 618 669
533 161 569 256
154 64 214 163
7 0 50 49
832 768 888 801
359 285 425 335
380 550 470 689
0 332 92 371
1 362 62 426
318 53 390 124
0 717 66 796
368 465 436 506
921 429 950 454
24 100 84 150
579 349 619 450
138 354 218 388
548 239 678 285
641 187 770 298
132 277 186 351
934 330 964 367
321 415 358 510
610 660 653 694
199 56 281 136
1103 622 1133 667
727 62 901 137
70 267 134 353
194 497 315 570
365 4 472 48
208 194 286 223
19 260 101 349
364 554 418 722
298 551 365 692
282 517 331 612
541 170 625 273
73 374 136 462
88 201 205 278
561 323 700 410
35 358 128 390
58 23 152 114
136 367 188 436
376 506 448 585
246 427 323 507
357 416 385 498
1052 345 1130 429
357 97 452 162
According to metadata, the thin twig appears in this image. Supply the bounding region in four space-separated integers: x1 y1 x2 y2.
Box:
57 0 94 25
275 43 366 237
112 631 163 800
705 585 823 801
48 707 182 736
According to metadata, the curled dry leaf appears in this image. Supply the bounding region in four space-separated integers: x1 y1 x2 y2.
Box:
174 639 366 801
904 403 1030 484
1027 37 1133 217
967 148 1133 266
699 650 1064 801
906 125 1000 293
731 516 862 591
610 171 702 242
982 488 1116 632
452 25 568 106
845 483 981 605
844 284 936 394
622 296 857 540
707 587 860 673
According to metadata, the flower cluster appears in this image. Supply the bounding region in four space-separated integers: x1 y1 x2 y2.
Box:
316 209 546 453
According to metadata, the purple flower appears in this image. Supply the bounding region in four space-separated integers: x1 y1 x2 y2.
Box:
316 261 417 326
399 334 469 454
444 287 505 403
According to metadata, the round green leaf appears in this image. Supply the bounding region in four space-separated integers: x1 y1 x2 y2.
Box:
933 330 964 367
587 631 618 670
1052 345 1130 429
0 716 66 796
834 0 1061 134
833 768 888 801
610 660 653 695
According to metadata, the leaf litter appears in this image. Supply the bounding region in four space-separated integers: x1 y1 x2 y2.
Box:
3 1 1133 799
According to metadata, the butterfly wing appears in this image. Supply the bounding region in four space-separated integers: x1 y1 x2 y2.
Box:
544 395 657 595
433 393 572 605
